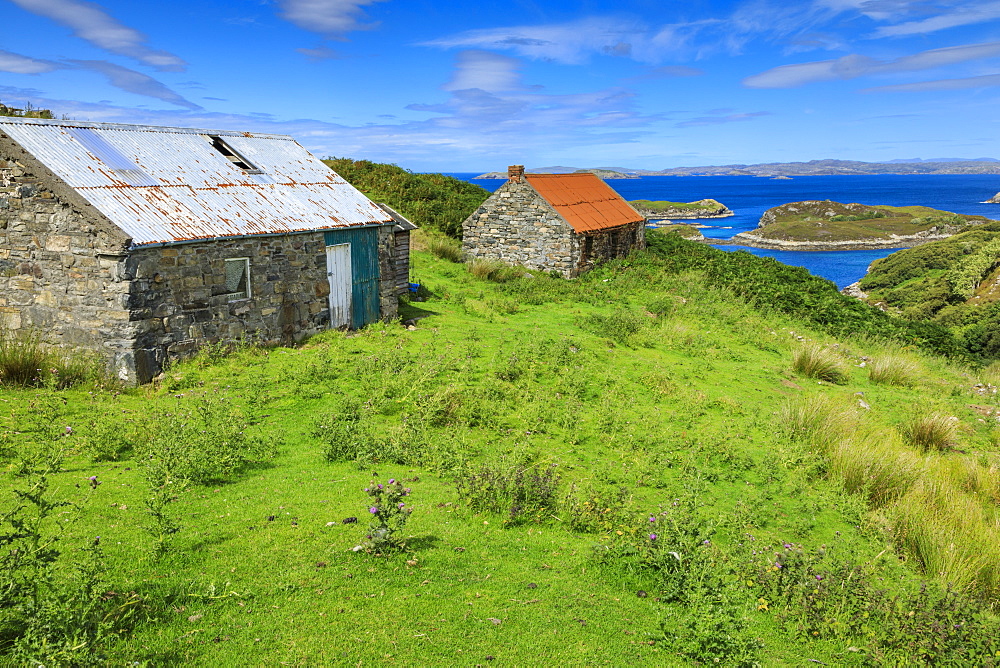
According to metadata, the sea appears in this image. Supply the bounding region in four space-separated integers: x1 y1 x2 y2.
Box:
446 173 1000 289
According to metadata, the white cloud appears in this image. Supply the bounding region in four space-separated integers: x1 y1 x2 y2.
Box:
0 49 59 74
296 46 344 60
872 0 1000 37
69 60 202 109
421 17 647 65
862 72 1000 92
277 0 387 36
443 51 523 93
676 110 771 127
743 40 1000 87
9 0 186 71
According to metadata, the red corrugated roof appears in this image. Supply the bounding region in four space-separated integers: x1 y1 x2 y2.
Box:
525 173 644 233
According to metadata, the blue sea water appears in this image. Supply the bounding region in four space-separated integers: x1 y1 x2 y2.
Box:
446 173 1000 289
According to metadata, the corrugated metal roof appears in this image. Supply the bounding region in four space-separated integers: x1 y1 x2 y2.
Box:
0 117 393 246
525 173 644 233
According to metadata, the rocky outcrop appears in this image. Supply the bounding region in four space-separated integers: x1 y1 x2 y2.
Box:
985 192 1000 203
631 198 733 220
728 229 952 251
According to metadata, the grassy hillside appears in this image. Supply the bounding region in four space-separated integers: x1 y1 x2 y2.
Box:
1 234 999 665
323 158 489 237
857 222 1000 361
749 201 989 242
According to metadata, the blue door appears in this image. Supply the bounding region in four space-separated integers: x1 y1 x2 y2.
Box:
323 226 381 328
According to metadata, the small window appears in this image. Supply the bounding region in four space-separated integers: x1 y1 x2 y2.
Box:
225 258 251 301
207 135 262 174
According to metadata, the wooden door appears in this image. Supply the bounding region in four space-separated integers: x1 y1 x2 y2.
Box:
326 243 352 328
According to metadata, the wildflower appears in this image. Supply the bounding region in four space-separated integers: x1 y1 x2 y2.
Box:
404 488 411 494
702 539 711 546
398 503 405 509
369 506 379 515
649 533 657 541
88 476 100 489
364 488 370 492
783 542 792 549
388 479 395 484
774 562 782 569
64 426 73 435
648 516 656 523
377 484 383 490
815 575 823 581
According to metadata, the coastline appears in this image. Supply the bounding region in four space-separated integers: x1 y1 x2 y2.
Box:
720 231 951 251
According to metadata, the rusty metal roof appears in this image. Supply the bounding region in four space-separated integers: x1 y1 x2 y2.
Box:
0 117 393 246
524 173 644 233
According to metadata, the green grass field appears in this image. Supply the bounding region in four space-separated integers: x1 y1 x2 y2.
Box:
2 236 1000 665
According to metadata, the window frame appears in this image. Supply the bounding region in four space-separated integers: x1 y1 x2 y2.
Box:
224 257 252 302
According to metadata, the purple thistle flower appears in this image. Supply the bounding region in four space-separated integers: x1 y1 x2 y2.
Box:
404 488 410 495
648 516 656 523
783 542 792 549
88 476 100 489
364 488 370 492
815 575 823 581
377 484 383 490
703 539 711 545
369 506 379 514
774 562 782 569
388 479 395 484
398 503 405 509
64 426 73 435
649 533 657 541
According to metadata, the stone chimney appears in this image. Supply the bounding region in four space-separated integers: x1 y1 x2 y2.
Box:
507 165 524 183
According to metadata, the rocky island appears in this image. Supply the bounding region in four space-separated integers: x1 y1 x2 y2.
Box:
630 198 733 220
727 200 992 250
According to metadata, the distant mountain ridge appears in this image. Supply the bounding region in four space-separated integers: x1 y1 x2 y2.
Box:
473 159 1000 177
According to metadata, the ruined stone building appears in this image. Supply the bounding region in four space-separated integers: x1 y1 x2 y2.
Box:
0 117 412 384
462 166 646 277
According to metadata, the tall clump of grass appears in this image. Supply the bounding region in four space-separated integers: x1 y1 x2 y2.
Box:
868 354 920 387
425 234 463 263
780 395 859 452
887 479 1000 599
792 342 849 384
0 326 48 387
466 258 522 283
902 412 959 452
829 431 924 508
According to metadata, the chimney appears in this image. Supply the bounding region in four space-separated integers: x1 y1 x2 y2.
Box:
507 165 524 183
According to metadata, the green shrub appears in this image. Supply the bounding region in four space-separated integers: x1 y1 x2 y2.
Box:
455 463 560 525
0 327 104 389
792 343 849 384
580 309 649 345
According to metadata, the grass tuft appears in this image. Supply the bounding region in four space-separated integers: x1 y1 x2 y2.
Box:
903 412 959 451
792 342 849 384
868 354 920 386
781 396 860 451
425 234 464 262
466 258 523 282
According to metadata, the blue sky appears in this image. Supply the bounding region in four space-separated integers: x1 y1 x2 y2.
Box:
2 0 1000 171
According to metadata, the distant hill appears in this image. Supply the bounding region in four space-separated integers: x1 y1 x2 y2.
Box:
473 167 637 179
643 159 1000 176
472 159 1000 178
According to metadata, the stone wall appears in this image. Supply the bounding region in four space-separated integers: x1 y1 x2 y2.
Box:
578 221 647 274
1 145 400 384
462 179 647 277
462 180 577 276
0 153 135 373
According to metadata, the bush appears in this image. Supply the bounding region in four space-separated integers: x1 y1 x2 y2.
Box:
355 478 413 553
456 463 560 525
792 343 849 384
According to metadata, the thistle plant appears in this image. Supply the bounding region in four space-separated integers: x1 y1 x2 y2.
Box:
354 478 413 553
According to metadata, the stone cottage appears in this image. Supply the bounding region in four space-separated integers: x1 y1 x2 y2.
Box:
462 165 646 277
0 117 410 384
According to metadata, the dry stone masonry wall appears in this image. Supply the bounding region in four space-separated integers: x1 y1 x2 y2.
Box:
462 180 578 276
